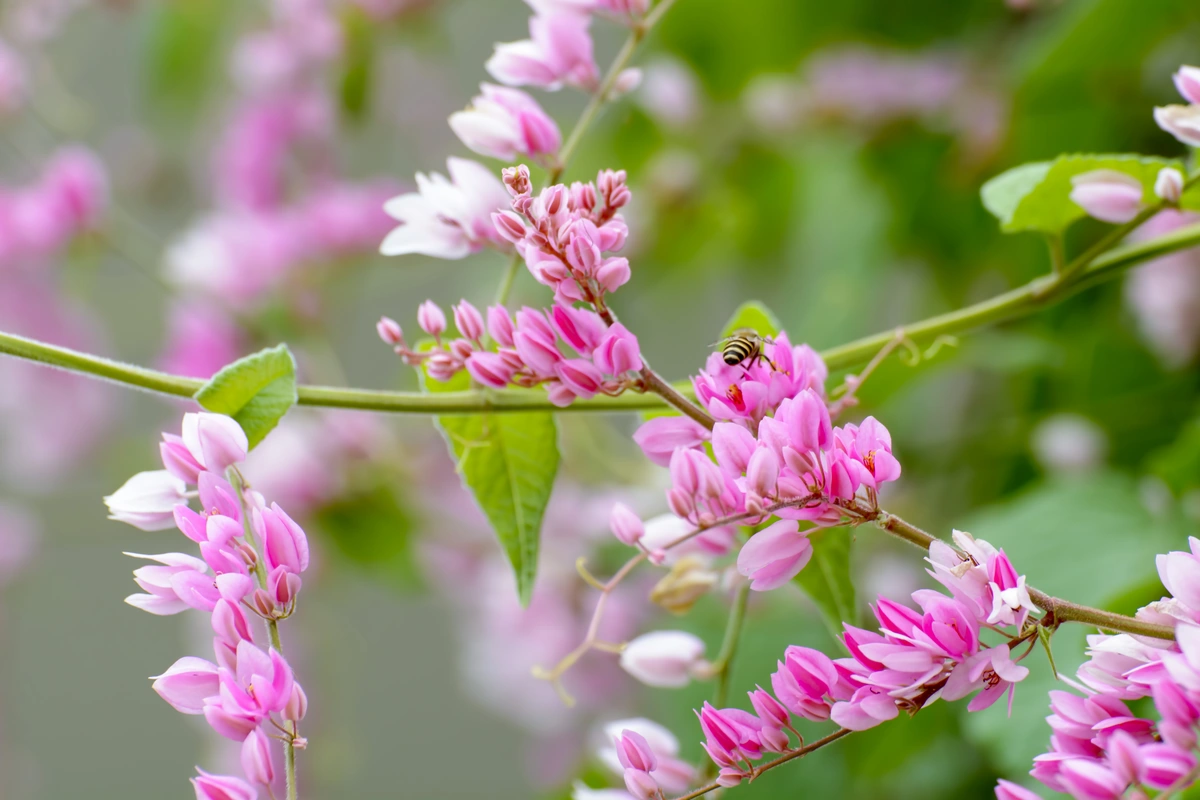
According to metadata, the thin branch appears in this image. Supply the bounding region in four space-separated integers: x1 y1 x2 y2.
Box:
4 223 1200 414
670 728 854 800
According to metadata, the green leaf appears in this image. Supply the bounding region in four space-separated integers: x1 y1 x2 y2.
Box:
141 0 230 119
194 344 298 449
338 6 374 121
315 486 421 591
981 154 1183 235
423 369 559 605
794 527 857 635
980 162 1052 229
720 300 783 339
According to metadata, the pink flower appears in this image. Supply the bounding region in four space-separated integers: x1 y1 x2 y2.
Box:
1069 170 1145 224
609 502 644 546
599 718 696 794
258 503 310 575
1173 65 1200 104
182 413 249 475
191 768 257 800
104 470 188 531
696 702 764 765
204 642 294 740
377 316 404 346
736 520 812 591
486 12 599 92
633 416 711 467
453 300 485 341
942 645 1029 712
487 305 516 346
241 728 275 786
124 552 214 615
592 323 642 375
466 351 518 388
151 656 220 714
1157 537 1200 613
1156 104 1200 148
380 158 511 259
771 646 841 721
450 83 561 161
994 780 1041 800
0 38 26 118
619 630 706 688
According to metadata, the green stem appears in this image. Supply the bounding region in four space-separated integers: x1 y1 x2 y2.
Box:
494 0 679 306
229 471 297 800
3 222 1200 415
710 582 750 709
864 505 1176 641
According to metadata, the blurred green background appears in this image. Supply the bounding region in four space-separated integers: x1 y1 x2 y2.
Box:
2 0 1200 797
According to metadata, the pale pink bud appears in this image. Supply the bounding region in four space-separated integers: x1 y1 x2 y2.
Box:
555 358 604 398
759 725 790 753
596 256 631 293
515 306 557 344
666 487 694 520
191 769 257 800
241 728 274 786
614 729 658 773
668 448 700 495
633 416 711 467
619 630 706 688
1142 742 1196 790
785 390 832 453
492 210 528 243
502 164 531 196
593 323 643 374
736 520 812 591
551 304 605 352
160 433 204 484
252 589 276 618
1155 105 1200 148
486 305 516 346
610 502 645 546
268 565 301 605
283 682 308 722
1155 167 1184 204
260 504 309 574
377 316 404 346
417 300 447 337
104 470 187 531
1069 169 1144 224
746 447 780 499
623 768 659 800
1174 65 1200 104
151 657 220 714
449 338 475 362
612 67 643 98
182 412 249 474
425 352 459 381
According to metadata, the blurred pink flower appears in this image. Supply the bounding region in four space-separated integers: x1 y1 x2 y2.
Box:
1069 169 1145 224
1125 210 1200 366
486 11 599 92
160 302 246 380
0 38 26 118
449 83 562 162
619 630 707 688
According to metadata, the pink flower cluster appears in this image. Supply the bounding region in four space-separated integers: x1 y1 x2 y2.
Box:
0 146 108 269
1002 538 1200 800
692 332 827 426
378 295 643 406
494 165 633 305
697 532 1034 787
104 412 310 799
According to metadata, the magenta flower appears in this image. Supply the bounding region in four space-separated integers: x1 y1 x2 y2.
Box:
619 630 706 688
994 779 1042 800
240 728 275 787
104 470 187 531
125 552 212 616
633 416 711 467
380 158 511 259
1069 170 1146 224
592 323 643 375
771 646 841 721
191 768 257 800
598 718 696 794
152 656 220 714
696 702 764 767
258 503 310 575
486 12 600 92
449 83 562 162
204 641 294 741
736 520 812 591
692 333 827 425
942 645 1029 712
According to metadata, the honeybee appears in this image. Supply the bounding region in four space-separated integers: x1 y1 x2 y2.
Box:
715 329 774 369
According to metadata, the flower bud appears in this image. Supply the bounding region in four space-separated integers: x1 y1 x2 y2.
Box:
623 768 660 800
1173 65 1200 104
241 728 275 786
252 588 276 618
614 729 658 773
260 504 310 575
633 416 711 467
104 470 187 531
596 256 631 293
1155 167 1184 204
453 300 485 341
211 599 253 648
1069 169 1145 224
609 502 644 546
425 352 459 381
592 323 643 375
160 433 204 484
711 423 756 477
619 630 706 688
191 769 256 800
269 565 302 606
759 725 790 754
376 316 404 346
612 67 643 98
283 682 308 722
182 412 249 474
486 305 516 346
649 555 718 614
466 351 518 389
417 300 447 337
502 164 531 196
449 338 475 362
1155 105 1200 148
492 210 528 244
746 447 780 500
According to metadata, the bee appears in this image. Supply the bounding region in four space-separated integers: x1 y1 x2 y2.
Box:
715 329 774 369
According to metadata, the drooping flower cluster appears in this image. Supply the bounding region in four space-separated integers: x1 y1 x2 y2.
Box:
1001 538 1200 800
691 332 827 426
694 532 1035 787
379 290 644 406
0 146 108 269
494 165 633 305
104 412 310 798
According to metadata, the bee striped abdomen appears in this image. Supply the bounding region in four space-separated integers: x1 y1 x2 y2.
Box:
722 336 756 366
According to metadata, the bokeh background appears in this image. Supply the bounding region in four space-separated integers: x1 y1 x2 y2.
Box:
2 0 1200 797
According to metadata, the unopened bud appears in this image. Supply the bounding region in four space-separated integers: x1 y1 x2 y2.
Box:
649 555 718 614
376 316 404 346
283 682 308 722
1155 167 1184 204
417 300 447 337
609 502 645 546
252 588 276 618
235 540 258 569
